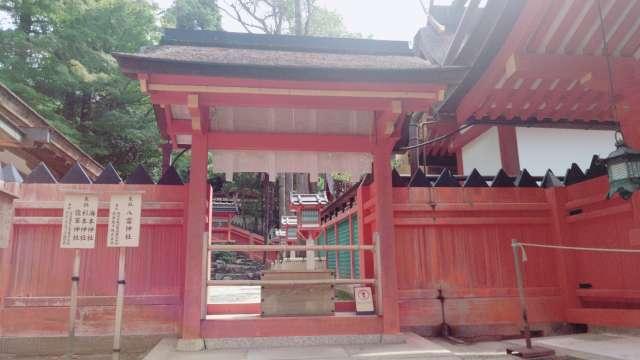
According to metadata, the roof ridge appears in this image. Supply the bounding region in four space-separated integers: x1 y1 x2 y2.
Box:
160 29 415 56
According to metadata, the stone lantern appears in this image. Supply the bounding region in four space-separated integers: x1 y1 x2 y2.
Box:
289 192 328 270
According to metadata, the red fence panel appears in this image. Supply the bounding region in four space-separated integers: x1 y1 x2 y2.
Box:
383 187 564 335
563 177 640 328
1 183 186 337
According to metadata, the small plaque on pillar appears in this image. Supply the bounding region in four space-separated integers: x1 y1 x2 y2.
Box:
354 286 375 315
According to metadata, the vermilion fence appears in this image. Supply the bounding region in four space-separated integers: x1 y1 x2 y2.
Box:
347 171 640 335
0 183 186 337
386 186 563 335
2 169 639 338
562 177 640 328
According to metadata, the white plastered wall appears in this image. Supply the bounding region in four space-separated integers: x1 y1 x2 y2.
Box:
516 128 615 176
461 126 502 176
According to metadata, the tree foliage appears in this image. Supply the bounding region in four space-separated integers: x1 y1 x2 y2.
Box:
0 0 357 195
0 0 161 176
162 0 222 31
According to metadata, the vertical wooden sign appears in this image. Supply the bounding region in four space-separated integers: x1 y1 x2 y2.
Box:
60 192 98 360
60 194 98 249
107 193 142 248
106 192 142 360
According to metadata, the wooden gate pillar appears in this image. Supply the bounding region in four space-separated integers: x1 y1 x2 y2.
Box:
372 142 400 334
182 133 209 340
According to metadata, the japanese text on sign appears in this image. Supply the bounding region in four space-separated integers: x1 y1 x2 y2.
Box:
60 194 98 249
107 193 142 247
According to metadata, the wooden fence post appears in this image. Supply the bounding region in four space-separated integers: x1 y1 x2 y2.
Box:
66 249 81 360
112 247 126 360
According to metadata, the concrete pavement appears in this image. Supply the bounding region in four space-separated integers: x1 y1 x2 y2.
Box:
144 333 459 360
142 331 640 360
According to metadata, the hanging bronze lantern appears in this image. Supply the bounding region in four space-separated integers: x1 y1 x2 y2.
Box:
606 133 640 200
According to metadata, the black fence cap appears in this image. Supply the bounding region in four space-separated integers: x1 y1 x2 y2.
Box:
60 162 92 184
94 163 123 184
24 162 57 184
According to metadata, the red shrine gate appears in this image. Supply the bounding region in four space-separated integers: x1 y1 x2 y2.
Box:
114 30 449 340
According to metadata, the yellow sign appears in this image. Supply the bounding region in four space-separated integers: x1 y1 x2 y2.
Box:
107 193 142 247
354 286 375 314
60 194 98 249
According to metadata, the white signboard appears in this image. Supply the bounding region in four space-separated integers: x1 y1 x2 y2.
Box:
60 194 98 249
0 193 14 249
107 193 142 247
354 286 375 315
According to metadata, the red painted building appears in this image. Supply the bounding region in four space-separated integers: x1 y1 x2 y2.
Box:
1 0 639 349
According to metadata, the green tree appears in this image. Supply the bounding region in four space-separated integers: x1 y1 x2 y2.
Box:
162 0 222 31
0 0 161 176
219 0 358 37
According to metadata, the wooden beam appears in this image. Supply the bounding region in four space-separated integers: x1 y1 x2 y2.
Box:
394 217 551 226
12 216 183 225
187 95 208 133
138 74 148 93
148 73 444 93
147 83 438 101
375 109 403 140
449 125 490 151
498 126 520 176
209 244 374 252
149 92 429 112
197 131 374 153
567 308 640 328
14 200 183 210
207 279 374 286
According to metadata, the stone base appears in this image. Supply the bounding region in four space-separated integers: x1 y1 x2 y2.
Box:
204 333 405 349
175 338 205 352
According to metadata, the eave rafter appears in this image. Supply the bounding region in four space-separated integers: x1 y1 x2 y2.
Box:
459 51 640 122
457 0 640 125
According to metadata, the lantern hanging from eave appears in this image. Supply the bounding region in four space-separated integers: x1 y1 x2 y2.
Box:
606 135 640 200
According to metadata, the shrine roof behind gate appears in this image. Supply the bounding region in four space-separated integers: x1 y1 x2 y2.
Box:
115 29 466 84
114 30 460 180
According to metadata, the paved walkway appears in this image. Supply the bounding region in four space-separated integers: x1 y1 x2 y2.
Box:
143 332 640 360
144 333 459 360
